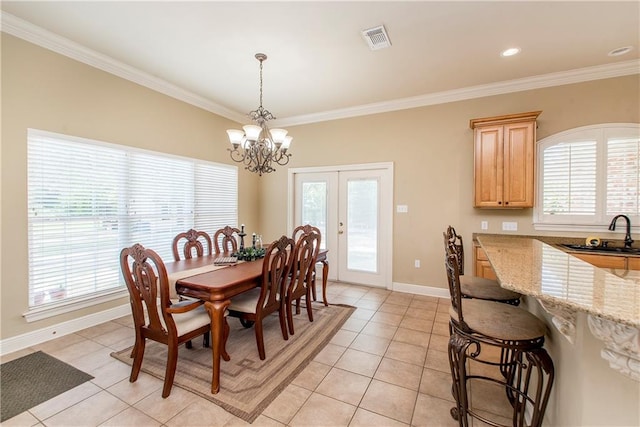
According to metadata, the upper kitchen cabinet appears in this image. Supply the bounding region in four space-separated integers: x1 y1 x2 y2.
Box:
470 111 542 208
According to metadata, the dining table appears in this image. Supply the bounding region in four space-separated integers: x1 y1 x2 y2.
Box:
164 249 329 394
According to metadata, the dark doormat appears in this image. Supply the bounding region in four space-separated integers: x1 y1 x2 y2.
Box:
1 350 94 422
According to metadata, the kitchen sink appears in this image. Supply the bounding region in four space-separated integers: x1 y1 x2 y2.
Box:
560 243 640 255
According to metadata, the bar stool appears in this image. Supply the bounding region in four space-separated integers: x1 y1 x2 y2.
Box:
444 240 554 427
446 226 521 305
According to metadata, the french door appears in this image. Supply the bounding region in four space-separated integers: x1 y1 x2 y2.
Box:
289 163 393 288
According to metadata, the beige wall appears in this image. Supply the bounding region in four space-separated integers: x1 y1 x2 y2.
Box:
1 34 260 338
260 75 640 288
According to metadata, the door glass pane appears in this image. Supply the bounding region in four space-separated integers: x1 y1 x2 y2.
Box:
301 181 327 249
347 179 378 272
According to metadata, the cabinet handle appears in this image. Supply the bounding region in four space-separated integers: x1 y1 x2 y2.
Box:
505 201 509 205
498 201 502 205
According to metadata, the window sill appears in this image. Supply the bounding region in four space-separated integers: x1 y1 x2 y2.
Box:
23 289 128 322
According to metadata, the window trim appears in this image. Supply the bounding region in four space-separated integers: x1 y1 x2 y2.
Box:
534 123 640 232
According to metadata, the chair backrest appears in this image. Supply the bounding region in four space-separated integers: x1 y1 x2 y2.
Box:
293 224 321 244
257 235 295 316
443 233 467 329
120 243 177 338
445 225 465 275
288 230 321 296
213 226 241 253
172 229 213 261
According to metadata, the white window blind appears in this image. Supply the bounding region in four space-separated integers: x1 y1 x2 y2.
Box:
542 140 597 216
535 124 640 231
607 137 640 216
27 129 238 310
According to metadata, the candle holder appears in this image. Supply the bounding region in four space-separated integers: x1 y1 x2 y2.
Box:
239 224 246 250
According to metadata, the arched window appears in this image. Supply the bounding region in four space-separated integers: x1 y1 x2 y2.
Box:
534 123 640 231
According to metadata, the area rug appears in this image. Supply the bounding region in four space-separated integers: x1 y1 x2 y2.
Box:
111 302 355 423
0 351 94 422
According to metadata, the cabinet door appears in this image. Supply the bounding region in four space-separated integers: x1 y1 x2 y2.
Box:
572 253 627 269
474 245 497 279
503 122 535 207
474 125 504 207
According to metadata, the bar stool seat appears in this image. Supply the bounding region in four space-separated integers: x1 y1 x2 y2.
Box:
450 298 547 342
460 276 522 304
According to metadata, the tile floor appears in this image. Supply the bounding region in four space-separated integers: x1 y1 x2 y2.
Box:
2 282 512 427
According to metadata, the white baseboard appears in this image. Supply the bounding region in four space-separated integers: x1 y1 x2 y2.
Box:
392 282 451 299
0 304 130 357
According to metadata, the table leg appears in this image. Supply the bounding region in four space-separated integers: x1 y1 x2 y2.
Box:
321 259 329 306
204 300 230 394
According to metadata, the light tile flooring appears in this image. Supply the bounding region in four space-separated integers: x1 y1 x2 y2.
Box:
2 282 512 427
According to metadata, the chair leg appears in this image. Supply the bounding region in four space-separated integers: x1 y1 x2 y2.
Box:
279 308 289 341
305 287 314 322
311 274 317 301
255 320 266 360
448 328 472 427
130 338 146 383
162 344 179 398
286 298 296 336
185 340 193 349
295 297 301 315
203 331 210 348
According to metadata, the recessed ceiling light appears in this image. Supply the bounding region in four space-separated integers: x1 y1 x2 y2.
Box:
608 46 633 57
501 47 521 57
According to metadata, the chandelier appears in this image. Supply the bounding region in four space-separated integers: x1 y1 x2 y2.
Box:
226 53 292 176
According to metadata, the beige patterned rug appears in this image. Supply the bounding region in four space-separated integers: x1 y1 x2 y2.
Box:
111 303 354 423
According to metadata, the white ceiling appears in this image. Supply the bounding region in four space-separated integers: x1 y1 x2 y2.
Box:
2 1 639 126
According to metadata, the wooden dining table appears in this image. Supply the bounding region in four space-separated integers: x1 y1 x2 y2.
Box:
165 249 329 394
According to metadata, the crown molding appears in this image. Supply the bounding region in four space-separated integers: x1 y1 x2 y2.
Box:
277 59 640 127
3 11 639 128
1 12 246 124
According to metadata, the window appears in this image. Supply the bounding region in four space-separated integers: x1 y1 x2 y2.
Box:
27 129 237 318
535 124 640 231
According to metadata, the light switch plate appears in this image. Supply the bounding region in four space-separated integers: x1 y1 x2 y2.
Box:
396 205 408 213
502 221 518 231
481 221 488 230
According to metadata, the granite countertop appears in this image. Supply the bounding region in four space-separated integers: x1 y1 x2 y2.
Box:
476 234 640 327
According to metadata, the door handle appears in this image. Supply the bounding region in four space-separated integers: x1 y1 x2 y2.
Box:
338 230 344 234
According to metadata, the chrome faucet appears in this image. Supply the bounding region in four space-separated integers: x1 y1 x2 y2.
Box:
608 214 634 248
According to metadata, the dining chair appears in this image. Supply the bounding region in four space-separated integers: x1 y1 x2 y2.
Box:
445 226 521 305
286 229 321 335
172 228 213 261
443 238 554 426
172 228 215 347
213 226 241 253
120 243 229 398
226 235 294 360
292 224 322 301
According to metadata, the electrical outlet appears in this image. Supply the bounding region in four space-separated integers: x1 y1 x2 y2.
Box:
396 205 408 213
502 221 518 231
414 259 420 268
481 220 488 230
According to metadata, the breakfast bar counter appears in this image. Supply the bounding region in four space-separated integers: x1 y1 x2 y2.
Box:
476 234 640 327
476 234 640 387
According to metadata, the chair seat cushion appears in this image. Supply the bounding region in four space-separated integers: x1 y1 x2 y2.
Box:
450 298 547 342
460 276 521 301
228 288 262 314
169 304 211 337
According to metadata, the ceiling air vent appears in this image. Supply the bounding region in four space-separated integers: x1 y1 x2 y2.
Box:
361 25 391 51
